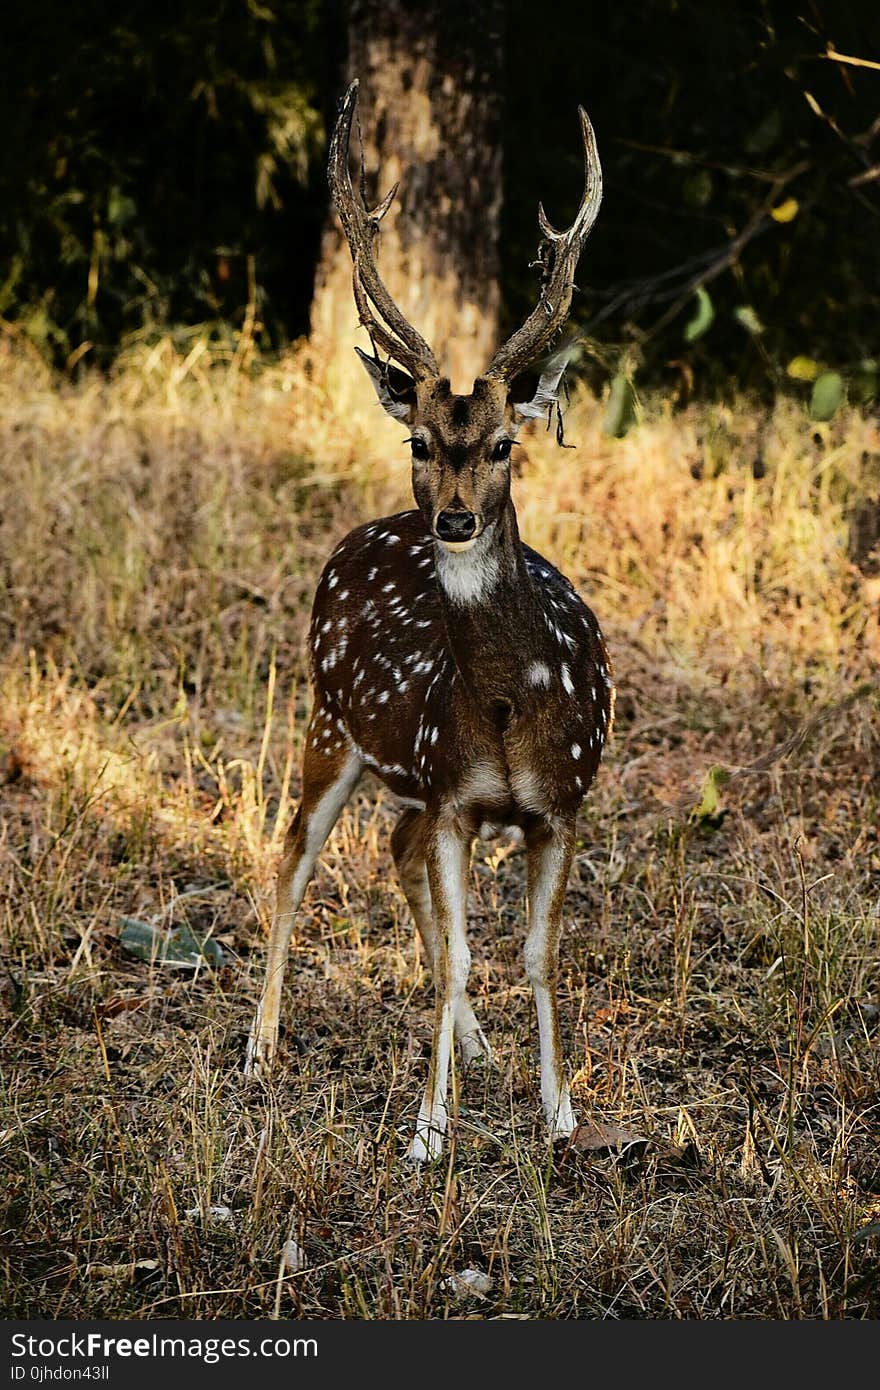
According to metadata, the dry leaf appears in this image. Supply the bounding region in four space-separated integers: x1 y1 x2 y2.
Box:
651 1138 704 1175
570 1120 647 1153
87 1258 159 1281
184 1205 234 1224
283 1238 307 1273
95 995 148 1020
440 1267 493 1299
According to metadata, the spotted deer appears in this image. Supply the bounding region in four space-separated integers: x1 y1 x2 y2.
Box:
247 80 613 1163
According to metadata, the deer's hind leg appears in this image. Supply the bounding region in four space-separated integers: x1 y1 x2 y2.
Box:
246 714 363 1076
391 807 490 1069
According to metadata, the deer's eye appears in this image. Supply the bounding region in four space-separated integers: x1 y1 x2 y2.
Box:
492 438 514 462
408 437 430 462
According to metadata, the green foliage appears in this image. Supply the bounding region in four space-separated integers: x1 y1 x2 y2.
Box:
787 356 822 382
689 765 731 830
810 371 846 421
119 916 224 968
505 0 880 397
0 0 326 363
733 305 764 337
684 287 715 343
603 373 639 437
1 0 877 394
850 361 878 406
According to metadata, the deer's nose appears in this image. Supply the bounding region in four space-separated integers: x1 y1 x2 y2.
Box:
435 510 477 542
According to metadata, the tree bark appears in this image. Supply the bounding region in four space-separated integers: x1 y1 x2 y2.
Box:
310 0 504 395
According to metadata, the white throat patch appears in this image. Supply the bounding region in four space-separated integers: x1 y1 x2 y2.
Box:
435 523 499 606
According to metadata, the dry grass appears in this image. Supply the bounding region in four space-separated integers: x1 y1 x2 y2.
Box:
1 335 879 1319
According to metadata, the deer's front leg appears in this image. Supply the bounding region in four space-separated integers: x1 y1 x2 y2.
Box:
409 820 471 1164
524 818 577 1138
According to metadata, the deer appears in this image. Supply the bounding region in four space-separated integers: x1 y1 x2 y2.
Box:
246 79 613 1164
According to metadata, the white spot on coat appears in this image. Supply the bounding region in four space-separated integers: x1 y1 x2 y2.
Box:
527 661 551 687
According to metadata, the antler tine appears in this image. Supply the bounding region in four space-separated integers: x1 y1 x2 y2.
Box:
486 105 602 384
328 80 438 380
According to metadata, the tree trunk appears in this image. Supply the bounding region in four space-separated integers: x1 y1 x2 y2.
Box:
310 0 504 397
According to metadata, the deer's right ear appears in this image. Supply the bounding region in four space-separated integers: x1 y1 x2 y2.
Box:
355 347 418 422
509 342 571 422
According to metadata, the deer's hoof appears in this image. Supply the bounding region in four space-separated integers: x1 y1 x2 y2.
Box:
407 1116 445 1165
548 1100 578 1140
459 1026 492 1069
244 1026 275 1080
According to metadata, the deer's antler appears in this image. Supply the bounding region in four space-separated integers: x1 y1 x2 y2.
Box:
486 107 602 383
329 80 439 381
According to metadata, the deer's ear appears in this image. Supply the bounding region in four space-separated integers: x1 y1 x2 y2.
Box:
510 343 571 421
355 347 418 422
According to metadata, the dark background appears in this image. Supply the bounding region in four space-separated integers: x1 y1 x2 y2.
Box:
1 0 877 395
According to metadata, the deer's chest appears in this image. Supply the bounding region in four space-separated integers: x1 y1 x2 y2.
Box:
310 512 613 817
432 639 611 823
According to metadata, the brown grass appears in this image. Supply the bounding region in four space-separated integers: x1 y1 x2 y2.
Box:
1 335 879 1319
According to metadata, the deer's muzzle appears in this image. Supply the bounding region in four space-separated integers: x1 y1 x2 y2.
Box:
434 510 479 549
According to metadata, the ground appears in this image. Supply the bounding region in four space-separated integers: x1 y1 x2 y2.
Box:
1 336 879 1318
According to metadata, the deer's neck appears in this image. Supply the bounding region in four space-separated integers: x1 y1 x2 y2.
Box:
433 501 543 710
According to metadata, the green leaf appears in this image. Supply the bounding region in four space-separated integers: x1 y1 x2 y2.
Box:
810 371 845 421
0 255 23 315
119 917 224 968
786 356 821 382
22 304 68 353
107 187 136 226
603 374 638 438
689 765 731 829
684 287 714 343
733 305 764 336
745 108 782 155
850 369 877 406
683 169 713 209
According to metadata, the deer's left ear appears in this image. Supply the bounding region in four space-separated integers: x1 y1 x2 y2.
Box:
355 347 418 422
510 343 571 421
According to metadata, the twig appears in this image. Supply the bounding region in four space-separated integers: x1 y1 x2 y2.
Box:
584 162 809 340
823 46 880 73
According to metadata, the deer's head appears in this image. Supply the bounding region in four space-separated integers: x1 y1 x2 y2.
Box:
329 81 602 553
